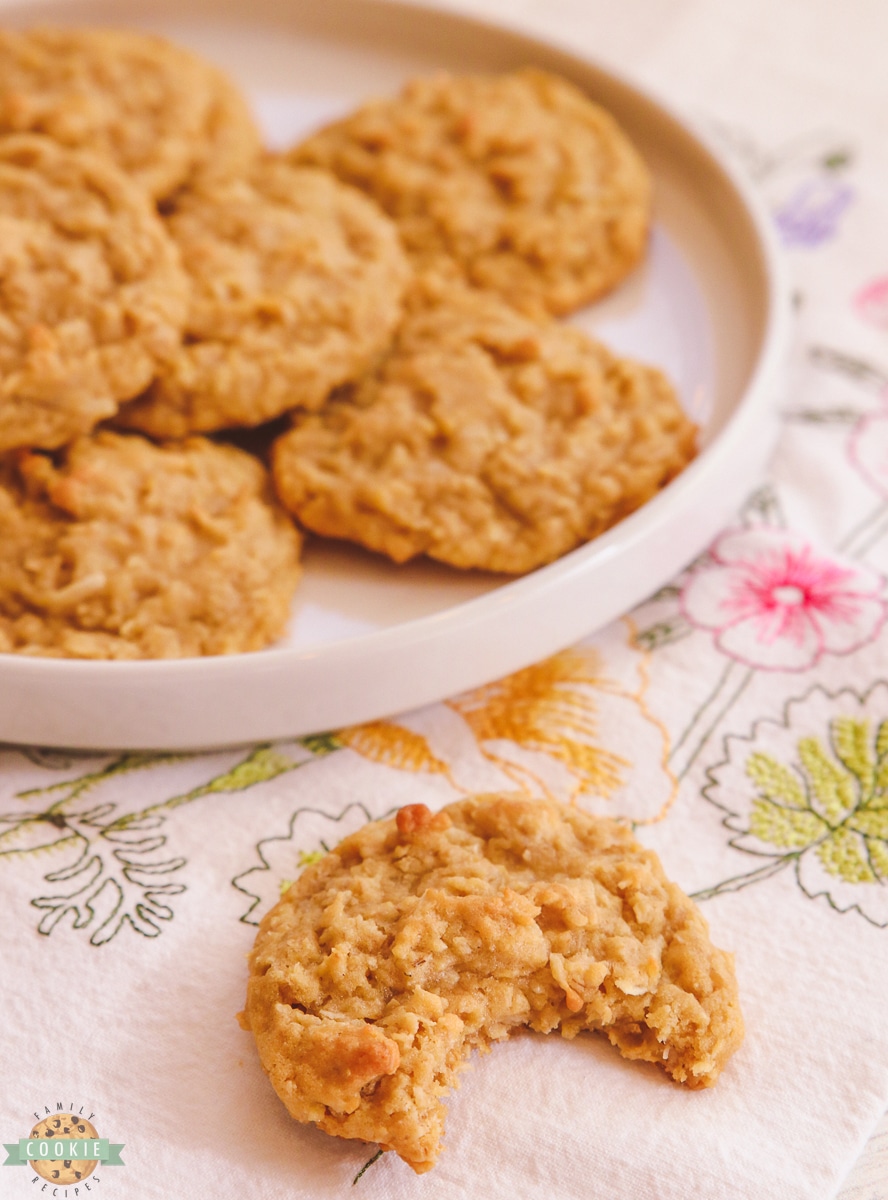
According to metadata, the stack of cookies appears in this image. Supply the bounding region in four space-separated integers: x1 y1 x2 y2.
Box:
0 28 697 659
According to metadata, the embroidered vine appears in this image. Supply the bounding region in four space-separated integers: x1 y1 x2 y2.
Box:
0 736 339 944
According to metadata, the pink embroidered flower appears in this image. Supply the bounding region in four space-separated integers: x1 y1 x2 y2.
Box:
854 276 888 330
680 528 886 670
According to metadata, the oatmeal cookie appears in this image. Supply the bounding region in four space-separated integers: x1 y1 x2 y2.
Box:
115 162 410 438
0 27 219 201
240 795 743 1173
271 279 696 574
0 431 301 659
184 63 263 191
292 68 651 315
0 135 188 453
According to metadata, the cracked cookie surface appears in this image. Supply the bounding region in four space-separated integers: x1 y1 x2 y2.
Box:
240 794 743 1173
0 430 301 659
0 134 188 452
272 278 696 574
292 68 651 315
116 162 410 437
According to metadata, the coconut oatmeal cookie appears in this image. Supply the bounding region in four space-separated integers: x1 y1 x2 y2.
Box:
272 278 696 574
0 430 301 659
292 68 651 315
185 62 263 191
0 134 188 453
240 794 743 1173
116 162 410 438
0 27 224 201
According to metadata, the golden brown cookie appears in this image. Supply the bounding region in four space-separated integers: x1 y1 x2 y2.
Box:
0 430 301 659
292 68 651 315
0 27 219 201
271 278 696 574
115 162 410 438
0 134 188 453
28 1114 99 1186
183 62 263 192
240 795 743 1173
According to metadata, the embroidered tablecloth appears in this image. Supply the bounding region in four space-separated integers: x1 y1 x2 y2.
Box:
3 0 888 1197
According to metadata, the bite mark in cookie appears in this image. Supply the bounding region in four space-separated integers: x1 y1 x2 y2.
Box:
240 795 743 1173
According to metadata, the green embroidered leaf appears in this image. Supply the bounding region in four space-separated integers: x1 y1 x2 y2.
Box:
299 733 342 757
876 721 888 792
831 717 874 793
822 149 851 171
172 738 338 804
746 752 808 809
198 746 297 794
867 837 888 882
798 737 857 822
847 809 888 840
817 828 876 883
748 797 825 849
876 720 888 760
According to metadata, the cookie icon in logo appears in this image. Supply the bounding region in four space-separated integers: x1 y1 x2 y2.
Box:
28 1114 99 1185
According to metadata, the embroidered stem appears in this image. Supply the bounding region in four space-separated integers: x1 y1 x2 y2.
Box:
690 855 795 901
622 617 678 825
669 662 755 781
478 747 557 802
809 345 888 391
352 1148 383 1185
105 739 339 832
839 499 888 558
15 752 186 803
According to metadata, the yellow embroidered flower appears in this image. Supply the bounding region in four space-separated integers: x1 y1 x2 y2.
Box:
339 625 676 824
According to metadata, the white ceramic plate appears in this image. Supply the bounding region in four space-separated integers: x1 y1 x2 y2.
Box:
0 0 788 750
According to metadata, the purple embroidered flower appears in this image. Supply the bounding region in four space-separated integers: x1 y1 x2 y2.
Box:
773 178 855 248
680 528 886 670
